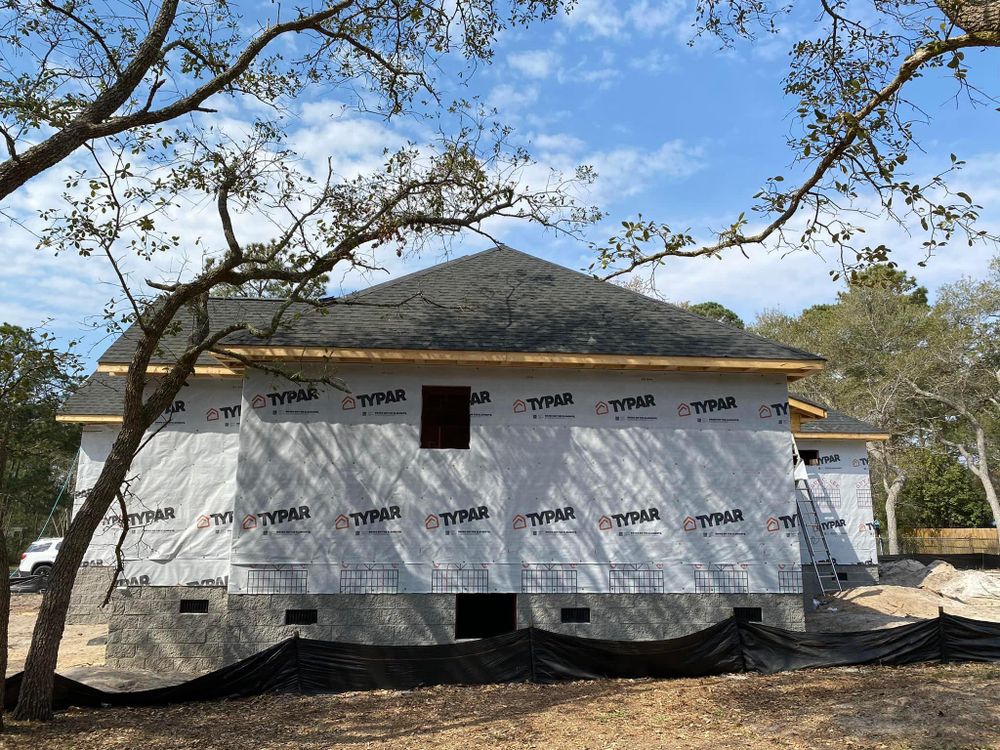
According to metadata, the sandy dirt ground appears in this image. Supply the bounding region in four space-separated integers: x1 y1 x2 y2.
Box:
4 662 1000 749
6 593 106 676
808 560 1000 632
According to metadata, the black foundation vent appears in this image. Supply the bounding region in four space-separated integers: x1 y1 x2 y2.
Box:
561 607 591 624
285 609 318 625
733 607 763 624
179 599 209 614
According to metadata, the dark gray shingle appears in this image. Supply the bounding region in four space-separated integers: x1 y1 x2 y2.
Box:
61 373 125 415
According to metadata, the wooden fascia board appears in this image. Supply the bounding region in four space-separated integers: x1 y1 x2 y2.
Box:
56 414 123 424
792 431 891 441
788 397 827 419
217 346 825 376
96 363 241 377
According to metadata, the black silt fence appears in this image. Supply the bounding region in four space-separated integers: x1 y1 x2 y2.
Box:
5 613 1000 712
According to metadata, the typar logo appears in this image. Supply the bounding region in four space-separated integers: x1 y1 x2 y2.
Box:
820 518 847 531
241 505 311 532
852 457 870 468
758 402 789 419
597 507 661 529
251 394 267 409
260 388 320 407
678 396 738 417
819 453 842 465
206 404 240 422
103 507 176 530
196 511 233 529
596 394 655 415
765 514 798 532
470 390 491 405
513 393 574 412
682 508 745 531
342 396 356 410
335 506 402 529
424 506 489 530
356 389 406 408
511 507 575 529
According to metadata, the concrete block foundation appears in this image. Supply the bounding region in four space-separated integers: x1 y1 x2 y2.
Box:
66 565 118 626
107 588 806 673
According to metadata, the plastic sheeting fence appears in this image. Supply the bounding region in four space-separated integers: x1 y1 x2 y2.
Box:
6 613 1000 711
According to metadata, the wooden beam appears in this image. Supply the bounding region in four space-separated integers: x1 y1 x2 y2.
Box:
97 363 241 377
788 397 827 419
56 414 123 424
215 345 825 376
793 431 891 441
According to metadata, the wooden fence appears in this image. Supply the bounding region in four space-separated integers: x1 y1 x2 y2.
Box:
902 528 1000 555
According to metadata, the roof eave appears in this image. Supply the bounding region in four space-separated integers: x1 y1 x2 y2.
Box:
793 431 891 441
212 345 825 377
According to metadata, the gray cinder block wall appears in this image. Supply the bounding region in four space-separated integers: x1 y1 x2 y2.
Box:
107 589 805 673
66 565 118 625
106 586 227 673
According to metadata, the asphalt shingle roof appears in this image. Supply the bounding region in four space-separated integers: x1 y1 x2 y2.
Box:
790 393 887 436
61 373 125 416
222 245 823 360
99 298 292 366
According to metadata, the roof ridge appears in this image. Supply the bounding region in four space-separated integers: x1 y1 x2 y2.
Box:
325 246 503 304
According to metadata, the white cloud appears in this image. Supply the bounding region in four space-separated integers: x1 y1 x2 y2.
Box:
486 83 541 113
563 0 626 38
508 49 560 79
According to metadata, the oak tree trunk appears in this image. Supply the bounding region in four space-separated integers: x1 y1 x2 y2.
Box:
11 425 145 721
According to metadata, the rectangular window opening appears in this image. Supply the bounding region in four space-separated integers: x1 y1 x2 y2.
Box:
733 606 763 624
561 607 591 624
455 593 517 639
837 571 849 581
179 599 209 614
421 385 471 449
285 609 318 625
798 449 820 466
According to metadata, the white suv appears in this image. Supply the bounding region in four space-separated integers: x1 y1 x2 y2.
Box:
17 537 62 581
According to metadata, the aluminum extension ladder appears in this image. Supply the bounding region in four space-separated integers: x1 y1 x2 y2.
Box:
792 440 843 595
794 477 843 595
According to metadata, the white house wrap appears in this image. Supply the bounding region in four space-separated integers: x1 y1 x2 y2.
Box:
226 367 801 595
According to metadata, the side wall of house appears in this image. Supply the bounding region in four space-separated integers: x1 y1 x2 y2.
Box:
102 365 808 671
796 438 879 593
67 378 241 626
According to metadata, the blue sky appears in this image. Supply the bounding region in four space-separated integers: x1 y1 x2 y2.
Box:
2 1 998 368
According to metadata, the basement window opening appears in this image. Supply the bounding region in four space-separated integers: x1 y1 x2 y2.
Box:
178 599 209 614
285 609 318 625
798 449 820 466
733 607 763 624
455 593 517 639
561 607 590 624
421 385 471 449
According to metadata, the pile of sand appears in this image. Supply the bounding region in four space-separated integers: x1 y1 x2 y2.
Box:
809 559 1000 632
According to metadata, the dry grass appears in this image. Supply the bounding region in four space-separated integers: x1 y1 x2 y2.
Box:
5 661 1000 750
